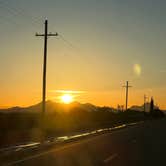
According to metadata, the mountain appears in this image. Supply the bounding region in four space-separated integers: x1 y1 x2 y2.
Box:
0 101 162 114
0 101 100 113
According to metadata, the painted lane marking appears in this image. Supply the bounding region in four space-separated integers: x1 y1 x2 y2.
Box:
4 122 143 166
104 153 118 163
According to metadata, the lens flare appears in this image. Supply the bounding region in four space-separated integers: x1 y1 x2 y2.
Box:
133 64 141 76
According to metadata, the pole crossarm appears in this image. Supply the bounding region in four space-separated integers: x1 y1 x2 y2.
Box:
122 85 132 88
36 32 58 37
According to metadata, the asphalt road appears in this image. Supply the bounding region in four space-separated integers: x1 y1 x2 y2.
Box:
3 119 166 166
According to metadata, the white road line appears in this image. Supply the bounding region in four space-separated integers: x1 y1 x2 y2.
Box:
4 143 78 166
104 153 118 163
4 123 142 166
5 137 109 166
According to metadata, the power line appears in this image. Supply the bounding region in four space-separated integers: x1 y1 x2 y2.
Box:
0 0 78 51
0 0 41 28
0 11 20 27
0 0 79 58
0 0 42 24
58 34 79 50
0 0 79 48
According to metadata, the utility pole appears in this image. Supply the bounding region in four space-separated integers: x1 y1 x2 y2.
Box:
36 20 58 115
123 81 132 111
144 94 147 112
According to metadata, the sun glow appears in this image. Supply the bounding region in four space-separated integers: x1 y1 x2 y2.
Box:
61 94 73 104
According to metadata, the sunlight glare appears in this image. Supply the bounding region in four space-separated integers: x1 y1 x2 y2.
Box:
61 94 73 104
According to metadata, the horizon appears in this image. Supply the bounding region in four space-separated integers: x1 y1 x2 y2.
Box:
0 0 166 109
0 99 164 111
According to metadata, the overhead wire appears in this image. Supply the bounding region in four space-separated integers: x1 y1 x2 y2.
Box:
58 34 79 51
0 0 42 23
0 0 42 29
0 0 79 52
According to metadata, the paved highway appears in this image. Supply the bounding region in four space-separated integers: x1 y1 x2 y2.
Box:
2 119 166 166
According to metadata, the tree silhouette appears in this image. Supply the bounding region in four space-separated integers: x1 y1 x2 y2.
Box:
150 97 154 113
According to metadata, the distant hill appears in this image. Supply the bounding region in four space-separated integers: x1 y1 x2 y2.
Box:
130 103 158 112
0 101 102 114
0 101 162 114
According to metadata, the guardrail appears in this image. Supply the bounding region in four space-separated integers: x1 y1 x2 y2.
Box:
0 121 144 155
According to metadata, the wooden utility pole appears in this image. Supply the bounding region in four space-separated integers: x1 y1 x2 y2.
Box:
123 81 132 111
144 94 147 112
36 20 58 115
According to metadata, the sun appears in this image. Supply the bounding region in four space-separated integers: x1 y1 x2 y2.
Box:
61 94 73 104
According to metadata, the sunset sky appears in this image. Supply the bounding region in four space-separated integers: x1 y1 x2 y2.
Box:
0 0 166 109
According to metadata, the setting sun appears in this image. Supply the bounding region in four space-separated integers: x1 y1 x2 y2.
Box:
61 94 73 104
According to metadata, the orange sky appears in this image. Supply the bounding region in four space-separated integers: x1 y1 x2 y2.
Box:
1 88 165 110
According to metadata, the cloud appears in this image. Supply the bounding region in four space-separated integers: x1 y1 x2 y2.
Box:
49 90 86 94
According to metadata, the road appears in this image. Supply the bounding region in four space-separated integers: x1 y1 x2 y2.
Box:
2 118 166 166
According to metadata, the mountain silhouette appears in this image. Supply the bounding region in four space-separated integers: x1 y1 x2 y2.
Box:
0 101 101 113
0 101 162 113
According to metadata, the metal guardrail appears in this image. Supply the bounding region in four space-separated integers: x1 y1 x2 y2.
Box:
0 121 144 154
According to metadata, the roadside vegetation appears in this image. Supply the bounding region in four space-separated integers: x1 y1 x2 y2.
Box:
0 104 164 148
